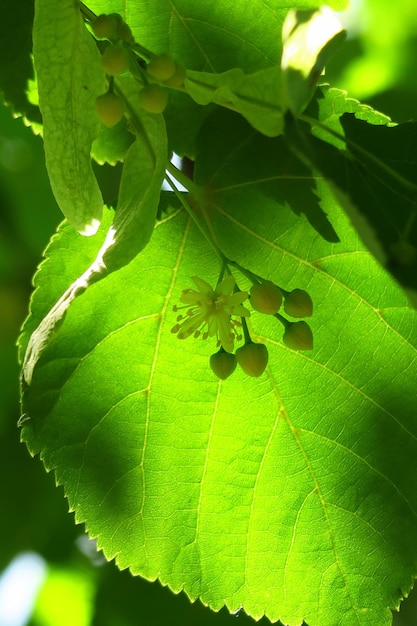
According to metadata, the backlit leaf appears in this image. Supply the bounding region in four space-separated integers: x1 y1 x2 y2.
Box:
20 110 417 625
33 0 106 234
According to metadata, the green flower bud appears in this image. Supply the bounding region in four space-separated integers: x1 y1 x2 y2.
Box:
95 92 125 127
117 21 134 43
138 84 168 113
283 321 313 351
101 44 130 76
250 281 282 315
284 289 313 318
236 342 268 377
91 13 133 42
209 350 237 380
147 53 177 82
164 63 186 88
91 14 121 40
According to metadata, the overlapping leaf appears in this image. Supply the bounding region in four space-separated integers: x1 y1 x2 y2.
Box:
33 0 106 235
20 105 417 625
296 87 417 304
185 67 284 137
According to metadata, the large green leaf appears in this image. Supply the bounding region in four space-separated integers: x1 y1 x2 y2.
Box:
20 106 417 625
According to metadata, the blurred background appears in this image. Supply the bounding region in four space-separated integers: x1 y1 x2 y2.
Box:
1 0 417 624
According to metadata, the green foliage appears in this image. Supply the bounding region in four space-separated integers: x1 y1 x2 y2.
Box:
0 0 416 624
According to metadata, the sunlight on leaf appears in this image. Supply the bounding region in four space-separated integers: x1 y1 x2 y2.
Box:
281 7 346 115
20 181 417 626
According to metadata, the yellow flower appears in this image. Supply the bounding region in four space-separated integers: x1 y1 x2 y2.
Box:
171 275 250 353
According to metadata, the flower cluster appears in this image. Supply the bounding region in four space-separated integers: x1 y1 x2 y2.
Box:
171 272 315 381
249 280 314 351
171 275 250 353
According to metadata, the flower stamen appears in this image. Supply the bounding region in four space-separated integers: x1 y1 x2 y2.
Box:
171 274 250 352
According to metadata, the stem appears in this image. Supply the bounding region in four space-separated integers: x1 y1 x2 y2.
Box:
227 260 261 283
166 160 201 197
241 317 252 344
79 1 96 22
274 312 290 329
227 259 289 294
164 173 226 265
131 42 154 64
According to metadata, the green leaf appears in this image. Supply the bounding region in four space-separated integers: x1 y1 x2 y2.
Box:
101 74 168 271
292 88 417 305
20 75 167 385
281 8 346 115
185 67 284 137
195 108 339 242
20 107 417 625
33 0 106 235
306 85 393 142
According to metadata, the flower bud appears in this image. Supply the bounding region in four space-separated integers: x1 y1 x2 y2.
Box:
95 92 125 127
250 281 282 315
91 13 133 42
138 84 168 113
209 350 237 380
148 53 177 82
283 321 313 350
101 45 130 76
236 342 268 377
284 289 313 317
91 14 121 40
164 64 186 88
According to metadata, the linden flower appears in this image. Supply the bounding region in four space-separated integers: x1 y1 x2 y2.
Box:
171 275 250 353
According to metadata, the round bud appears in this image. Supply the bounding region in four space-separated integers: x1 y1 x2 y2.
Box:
147 54 177 82
250 281 282 315
95 92 125 127
101 45 130 76
210 350 237 380
138 84 168 113
283 321 313 351
117 21 134 43
91 14 121 40
236 342 268 377
164 63 186 88
283 289 313 318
